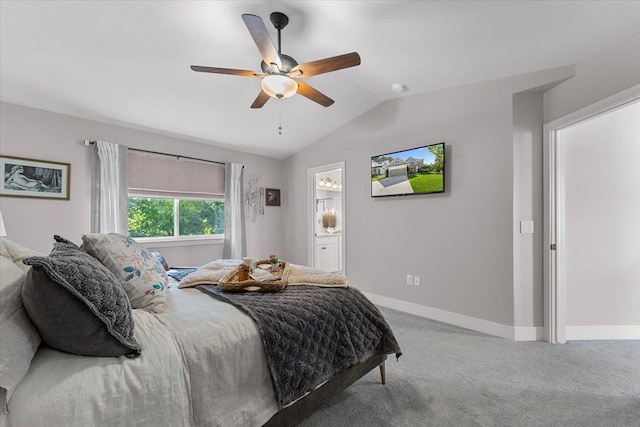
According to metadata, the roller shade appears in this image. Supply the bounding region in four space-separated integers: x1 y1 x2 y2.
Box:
127 151 225 199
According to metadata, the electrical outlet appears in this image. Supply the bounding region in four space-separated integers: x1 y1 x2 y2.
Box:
406 274 413 286
414 276 421 286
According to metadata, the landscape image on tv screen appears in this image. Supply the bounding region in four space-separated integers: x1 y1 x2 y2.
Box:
371 142 445 197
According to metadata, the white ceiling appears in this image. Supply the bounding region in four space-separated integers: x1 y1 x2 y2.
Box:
1 1 639 159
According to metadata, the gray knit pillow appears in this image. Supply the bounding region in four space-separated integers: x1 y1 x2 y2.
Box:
22 236 140 357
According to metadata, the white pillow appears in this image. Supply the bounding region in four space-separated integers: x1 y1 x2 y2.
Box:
81 233 169 313
0 238 43 414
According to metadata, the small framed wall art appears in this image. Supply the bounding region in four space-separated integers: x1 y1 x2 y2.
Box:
265 188 281 206
1 155 71 200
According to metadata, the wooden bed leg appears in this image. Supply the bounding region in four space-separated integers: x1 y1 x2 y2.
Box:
379 362 386 385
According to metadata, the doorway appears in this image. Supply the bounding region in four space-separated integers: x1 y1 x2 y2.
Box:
307 162 345 272
543 84 640 343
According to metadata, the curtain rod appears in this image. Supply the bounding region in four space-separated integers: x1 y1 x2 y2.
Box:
84 140 226 166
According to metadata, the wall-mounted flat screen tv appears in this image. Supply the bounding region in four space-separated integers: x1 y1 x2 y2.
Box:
371 142 445 197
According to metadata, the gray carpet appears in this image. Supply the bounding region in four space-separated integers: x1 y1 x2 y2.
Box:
299 306 640 427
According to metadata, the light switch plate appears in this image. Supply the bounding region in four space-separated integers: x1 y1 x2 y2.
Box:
520 220 534 234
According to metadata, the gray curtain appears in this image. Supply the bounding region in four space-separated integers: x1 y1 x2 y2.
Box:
223 162 246 259
90 140 129 234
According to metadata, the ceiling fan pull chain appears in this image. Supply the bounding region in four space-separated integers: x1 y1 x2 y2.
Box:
278 98 283 135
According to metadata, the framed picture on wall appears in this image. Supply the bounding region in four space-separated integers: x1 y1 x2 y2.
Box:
0 155 70 200
265 188 281 206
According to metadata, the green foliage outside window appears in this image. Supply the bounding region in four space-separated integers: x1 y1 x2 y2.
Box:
128 197 224 238
128 197 174 237
178 199 224 236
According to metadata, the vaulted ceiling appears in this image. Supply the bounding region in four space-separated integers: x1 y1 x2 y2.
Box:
1 1 639 158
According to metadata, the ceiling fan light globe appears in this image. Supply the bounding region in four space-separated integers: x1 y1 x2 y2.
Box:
261 75 298 99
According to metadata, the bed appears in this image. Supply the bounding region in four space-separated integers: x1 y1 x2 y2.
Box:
0 234 401 427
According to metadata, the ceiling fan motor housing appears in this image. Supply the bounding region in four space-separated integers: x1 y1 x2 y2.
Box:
261 54 298 74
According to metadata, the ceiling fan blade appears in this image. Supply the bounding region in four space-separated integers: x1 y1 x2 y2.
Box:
290 52 361 78
191 65 264 77
242 14 282 71
296 81 335 107
251 90 271 109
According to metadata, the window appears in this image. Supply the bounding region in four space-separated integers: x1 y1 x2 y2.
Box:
126 151 226 240
128 196 224 238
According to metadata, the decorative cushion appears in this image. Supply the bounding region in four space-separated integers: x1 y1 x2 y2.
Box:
22 236 140 358
0 237 43 414
81 233 169 313
152 251 170 271
167 268 197 282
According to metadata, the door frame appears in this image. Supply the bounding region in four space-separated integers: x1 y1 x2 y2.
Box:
543 84 640 343
307 161 346 272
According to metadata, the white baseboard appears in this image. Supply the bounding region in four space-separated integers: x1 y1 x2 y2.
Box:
566 325 640 341
364 292 543 341
513 326 545 341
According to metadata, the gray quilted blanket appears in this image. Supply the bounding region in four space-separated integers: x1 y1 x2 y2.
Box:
197 285 401 408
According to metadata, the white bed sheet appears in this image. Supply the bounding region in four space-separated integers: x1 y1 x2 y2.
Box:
156 287 278 426
6 286 278 427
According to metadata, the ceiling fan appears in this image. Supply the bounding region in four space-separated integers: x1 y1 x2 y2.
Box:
191 12 361 109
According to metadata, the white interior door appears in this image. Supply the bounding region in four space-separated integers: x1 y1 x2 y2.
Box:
543 84 640 343
307 162 345 272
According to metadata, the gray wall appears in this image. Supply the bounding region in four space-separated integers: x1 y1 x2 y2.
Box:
544 33 640 123
512 91 544 328
0 102 285 266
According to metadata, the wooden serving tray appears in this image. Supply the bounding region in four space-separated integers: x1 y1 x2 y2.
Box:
218 260 289 292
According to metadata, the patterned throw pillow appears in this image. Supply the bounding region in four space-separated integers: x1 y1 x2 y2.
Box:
81 233 169 313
